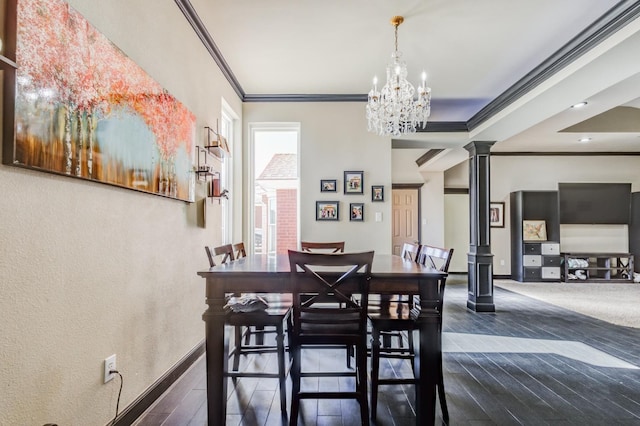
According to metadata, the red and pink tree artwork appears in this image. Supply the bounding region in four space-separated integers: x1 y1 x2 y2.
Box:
13 0 196 201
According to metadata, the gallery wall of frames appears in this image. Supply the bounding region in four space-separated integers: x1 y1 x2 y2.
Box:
316 170 384 222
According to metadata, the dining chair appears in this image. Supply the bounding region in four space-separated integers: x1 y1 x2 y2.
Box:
232 242 281 346
368 244 453 423
287 250 374 426
376 243 421 348
299 240 354 366
300 240 345 253
204 243 292 416
232 241 246 259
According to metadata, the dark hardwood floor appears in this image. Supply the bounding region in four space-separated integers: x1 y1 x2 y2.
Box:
133 278 640 425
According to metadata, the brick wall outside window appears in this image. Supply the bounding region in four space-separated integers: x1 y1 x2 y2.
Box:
276 188 298 254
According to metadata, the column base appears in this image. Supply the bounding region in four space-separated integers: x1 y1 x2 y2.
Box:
466 299 496 313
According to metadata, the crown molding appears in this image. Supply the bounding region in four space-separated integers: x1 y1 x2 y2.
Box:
174 0 245 99
467 0 640 130
178 0 640 133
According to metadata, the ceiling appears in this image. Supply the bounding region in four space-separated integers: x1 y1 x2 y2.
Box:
178 0 640 171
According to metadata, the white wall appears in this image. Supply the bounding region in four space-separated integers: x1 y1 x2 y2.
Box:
0 1 242 424
444 193 470 273
243 103 393 254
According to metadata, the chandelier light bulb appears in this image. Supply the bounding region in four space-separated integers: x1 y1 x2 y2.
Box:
366 16 431 137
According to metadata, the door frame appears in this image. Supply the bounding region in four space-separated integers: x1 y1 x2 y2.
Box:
392 183 423 248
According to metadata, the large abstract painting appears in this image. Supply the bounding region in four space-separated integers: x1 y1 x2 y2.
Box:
9 0 196 201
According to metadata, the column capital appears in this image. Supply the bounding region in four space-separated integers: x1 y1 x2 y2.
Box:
464 141 496 156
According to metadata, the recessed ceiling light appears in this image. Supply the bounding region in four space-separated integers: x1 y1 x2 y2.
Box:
571 102 588 109
578 137 591 143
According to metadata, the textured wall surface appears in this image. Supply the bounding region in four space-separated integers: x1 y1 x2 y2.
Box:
0 0 241 424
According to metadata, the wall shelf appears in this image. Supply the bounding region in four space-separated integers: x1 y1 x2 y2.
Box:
195 145 220 181
204 125 229 159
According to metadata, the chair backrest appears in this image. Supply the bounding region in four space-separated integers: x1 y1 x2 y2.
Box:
417 245 454 315
417 245 454 273
300 241 345 253
205 244 235 267
232 242 247 259
205 246 216 268
400 243 421 262
287 250 374 337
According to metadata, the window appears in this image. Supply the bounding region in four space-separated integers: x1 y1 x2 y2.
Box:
249 123 299 255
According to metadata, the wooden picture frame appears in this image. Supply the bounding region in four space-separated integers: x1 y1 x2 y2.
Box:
371 185 384 202
523 220 547 240
344 171 364 194
350 203 364 221
316 201 339 221
490 202 505 228
320 179 337 192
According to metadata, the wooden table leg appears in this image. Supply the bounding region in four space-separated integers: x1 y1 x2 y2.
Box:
203 276 229 425
414 278 440 425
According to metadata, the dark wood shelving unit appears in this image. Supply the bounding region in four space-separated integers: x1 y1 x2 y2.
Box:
510 191 561 282
562 253 634 283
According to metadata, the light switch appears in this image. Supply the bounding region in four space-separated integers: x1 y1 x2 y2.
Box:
375 212 382 222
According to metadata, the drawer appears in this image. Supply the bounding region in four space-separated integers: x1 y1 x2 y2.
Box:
524 243 541 255
541 267 560 280
542 256 561 267
524 267 541 280
541 243 560 255
523 255 542 267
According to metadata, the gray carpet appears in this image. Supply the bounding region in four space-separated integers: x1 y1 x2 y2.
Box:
493 278 640 329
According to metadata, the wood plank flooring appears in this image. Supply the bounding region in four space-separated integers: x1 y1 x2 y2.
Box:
133 279 640 425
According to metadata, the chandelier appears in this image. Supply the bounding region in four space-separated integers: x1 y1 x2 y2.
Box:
366 16 431 137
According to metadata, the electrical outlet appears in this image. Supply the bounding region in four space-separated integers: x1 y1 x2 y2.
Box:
500 259 506 266
104 354 116 383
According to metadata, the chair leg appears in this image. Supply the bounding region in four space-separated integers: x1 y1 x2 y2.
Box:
289 342 301 426
255 325 265 345
357 339 370 426
232 326 242 372
438 379 449 425
437 331 449 425
244 326 252 345
275 324 288 416
370 327 381 422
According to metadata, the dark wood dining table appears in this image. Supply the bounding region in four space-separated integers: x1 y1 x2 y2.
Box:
197 253 446 425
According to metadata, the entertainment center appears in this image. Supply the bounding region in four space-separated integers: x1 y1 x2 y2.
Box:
510 184 639 283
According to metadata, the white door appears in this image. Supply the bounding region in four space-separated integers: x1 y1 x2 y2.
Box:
392 188 420 255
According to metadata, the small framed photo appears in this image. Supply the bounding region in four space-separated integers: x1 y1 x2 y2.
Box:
344 171 364 194
316 201 339 221
523 220 547 241
350 203 364 221
320 179 337 192
371 185 384 202
490 202 505 228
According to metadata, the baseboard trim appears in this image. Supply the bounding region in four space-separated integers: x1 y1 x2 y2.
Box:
113 340 206 426
493 275 511 280
493 274 512 280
